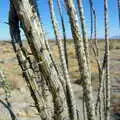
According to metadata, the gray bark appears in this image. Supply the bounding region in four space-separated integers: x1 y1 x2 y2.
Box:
0 99 18 120
11 0 70 119
9 3 50 120
104 0 110 120
0 70 18 120
95 58 106 118
64 0 95 120
77 0 90 64
117 0 120 27
57 0 69 69
89 0 99 57
88 2 106 120
48 0 77 119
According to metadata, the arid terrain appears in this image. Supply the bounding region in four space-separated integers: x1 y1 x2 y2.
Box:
0 40 120 120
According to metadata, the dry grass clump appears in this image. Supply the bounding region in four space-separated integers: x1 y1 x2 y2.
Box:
0 39 120 90
0 41 25 90
112 94 120 99
109 40 120 50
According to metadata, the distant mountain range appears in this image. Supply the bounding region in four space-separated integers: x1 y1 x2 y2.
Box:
110 35 120 39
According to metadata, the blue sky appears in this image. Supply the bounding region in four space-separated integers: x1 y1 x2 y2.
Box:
0 0 119 40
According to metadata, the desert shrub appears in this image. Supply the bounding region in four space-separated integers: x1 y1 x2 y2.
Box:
112 94 120 99
109 40 120 50
0 70 12 96
109 42 114 50
115 46 120 49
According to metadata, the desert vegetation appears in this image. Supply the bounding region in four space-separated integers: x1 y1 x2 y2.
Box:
0 0 120 120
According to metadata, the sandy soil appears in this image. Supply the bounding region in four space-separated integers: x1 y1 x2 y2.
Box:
0 41 120 120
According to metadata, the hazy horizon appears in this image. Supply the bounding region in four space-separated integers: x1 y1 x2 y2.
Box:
0 0 120 40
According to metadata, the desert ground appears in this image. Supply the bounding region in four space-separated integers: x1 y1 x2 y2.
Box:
0 40 120 120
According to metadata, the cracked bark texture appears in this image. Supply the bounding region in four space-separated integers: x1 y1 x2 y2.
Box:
0 70 18 120
48 0 78 119
104 0 110 120
64 0 95 120
7 0 112 120
118 0 120 27
57 0 69 69
77 0 89 65
89 0 99 57
9 3 51 120
10 0 70 119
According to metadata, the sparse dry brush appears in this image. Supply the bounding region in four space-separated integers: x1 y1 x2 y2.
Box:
0 0 120 120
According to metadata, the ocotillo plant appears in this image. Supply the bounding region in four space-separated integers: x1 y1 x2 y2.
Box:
48 0 77 119
117 0 120 27
9 3 50 120
64 0 95 120
0 70 18 120
77 0 90 119
77 0 90 64
88 1 102 119
7 0 112 120
89 0 99 57
57 0 69 69
10 0 72 119
104 0 110 120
